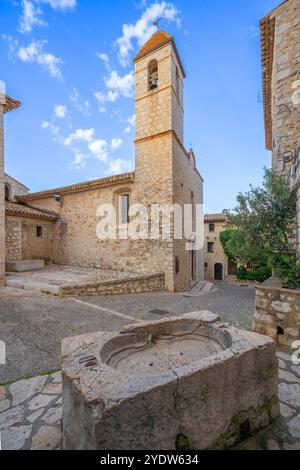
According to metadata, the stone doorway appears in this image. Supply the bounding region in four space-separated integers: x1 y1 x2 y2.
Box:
214 263 223 281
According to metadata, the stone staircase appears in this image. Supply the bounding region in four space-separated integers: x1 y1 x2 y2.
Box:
181 280 217 297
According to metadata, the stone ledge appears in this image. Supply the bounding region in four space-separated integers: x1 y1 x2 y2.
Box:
59 272 165 297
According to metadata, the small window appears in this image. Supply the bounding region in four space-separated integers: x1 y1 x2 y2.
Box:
36 226 43 238
148 59 158 90
207 242 214 253
120 194 130 224
5 184 10 201
209 223 215 232
175 256 180 274
204 262 208 270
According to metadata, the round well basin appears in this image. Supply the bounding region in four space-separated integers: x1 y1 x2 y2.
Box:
104 333 224 376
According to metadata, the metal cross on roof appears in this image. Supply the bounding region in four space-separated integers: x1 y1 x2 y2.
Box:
152 17 162 31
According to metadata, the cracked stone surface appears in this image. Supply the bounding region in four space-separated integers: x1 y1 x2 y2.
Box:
0 372 62 450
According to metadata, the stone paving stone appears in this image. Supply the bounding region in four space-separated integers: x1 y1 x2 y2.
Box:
279 383 300 409
277 351 292 362
42 382 62 395
31 425 62 450
0 399 10 412
279 369 300 383
26 408 44 423
28 394 55 411
280 403 297 419
0 386 5 400
278 358 286 369
291 365 300 377
0 406 24 429
49 372 61 383
10 375 47 406
288 414 300 439
42 406 62 425
1 425 32 450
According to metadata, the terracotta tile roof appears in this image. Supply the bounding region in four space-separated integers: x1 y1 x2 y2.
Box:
5 202 59 221
204 213 227 223
260 16 275 150
260 1 289 151
2 95 21 114
17 172 135 202
133 30 186 78
135 30 173 59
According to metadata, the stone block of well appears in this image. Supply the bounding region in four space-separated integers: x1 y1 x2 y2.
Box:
62 311 279 450
6 259 45 272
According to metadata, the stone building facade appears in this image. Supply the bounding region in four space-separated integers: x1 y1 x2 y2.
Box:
261 0 300 250
0 93 21 285
2 31 204 292
204 213 237 281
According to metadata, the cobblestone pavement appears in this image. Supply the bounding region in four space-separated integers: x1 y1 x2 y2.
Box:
0 351 299 450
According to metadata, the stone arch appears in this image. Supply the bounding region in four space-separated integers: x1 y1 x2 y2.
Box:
148 59 158 90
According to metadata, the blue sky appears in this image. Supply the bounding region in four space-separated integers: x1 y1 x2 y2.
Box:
0 0 282 213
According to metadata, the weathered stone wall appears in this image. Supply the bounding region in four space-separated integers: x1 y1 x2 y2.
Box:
59 272 165 297
21 218 54 261
270 0 300 176
173 140 203 290
251 285 300 348
5 218 22 262
204 220 228 281
0 105 5 285
4 174 28 200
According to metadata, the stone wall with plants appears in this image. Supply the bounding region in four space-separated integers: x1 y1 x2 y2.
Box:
251 285 300 349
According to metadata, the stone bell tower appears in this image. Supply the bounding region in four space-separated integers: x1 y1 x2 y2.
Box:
131 30 204 292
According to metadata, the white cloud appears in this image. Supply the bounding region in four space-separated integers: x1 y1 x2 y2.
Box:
70 88 90 116
64 128 95 146
116 1 180 66
70 151 88 169
39 0 77 10
17 39 63 79
127 114 136 126
18 0 77 34
97 52 111 71
88 139 109 161
54 104 68 118
104 70 134 98
111 138 123 151
94 70 134 112
105 158 133 175
19 0 46 34
123 126 131 134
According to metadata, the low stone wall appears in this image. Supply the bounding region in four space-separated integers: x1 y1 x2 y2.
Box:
251 286 300 348
59 272 165 297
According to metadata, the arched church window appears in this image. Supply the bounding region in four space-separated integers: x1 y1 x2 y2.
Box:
148 60 158 90
5 183 10 201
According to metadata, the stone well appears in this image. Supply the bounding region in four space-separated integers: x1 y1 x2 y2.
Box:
62 311 279 450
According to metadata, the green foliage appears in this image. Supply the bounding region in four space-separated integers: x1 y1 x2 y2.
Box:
236 266 271 283
219 230 237 260
224 168 297 286
272 254 300 289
